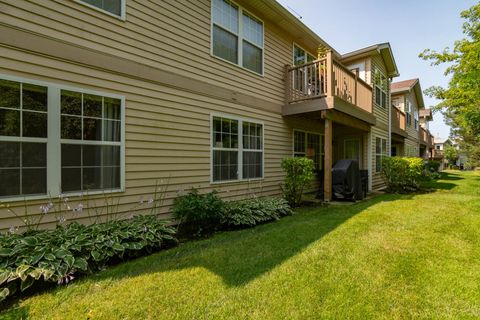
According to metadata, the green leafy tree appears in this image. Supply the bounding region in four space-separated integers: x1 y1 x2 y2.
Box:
281 157 315 207
444 145 459 167
419 3 480 167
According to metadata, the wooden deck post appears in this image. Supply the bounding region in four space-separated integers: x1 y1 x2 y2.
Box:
325 50 334 97
323 114 333 202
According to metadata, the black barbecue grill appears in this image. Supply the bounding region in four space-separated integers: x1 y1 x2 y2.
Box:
332 159 363 201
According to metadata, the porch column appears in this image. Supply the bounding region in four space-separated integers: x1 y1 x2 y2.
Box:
324 117 333 202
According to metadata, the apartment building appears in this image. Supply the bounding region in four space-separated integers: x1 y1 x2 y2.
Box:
391 79 434 159
0 0 426 230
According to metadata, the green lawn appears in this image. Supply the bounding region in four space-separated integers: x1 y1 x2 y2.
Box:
2 171 480 319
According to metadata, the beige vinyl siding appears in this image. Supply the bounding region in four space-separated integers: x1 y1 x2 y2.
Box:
0 48 295 230
0 0 293 105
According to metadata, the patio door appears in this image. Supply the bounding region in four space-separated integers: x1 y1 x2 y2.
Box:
344 139 361 164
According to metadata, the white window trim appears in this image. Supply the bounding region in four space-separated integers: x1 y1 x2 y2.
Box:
405 98 412 127
292 43 316 65
373 68 388 108
210 113 264 184
0 73 126 202
292 129 324 170
375 136 388 173
210 0 265 76
74 0 127 21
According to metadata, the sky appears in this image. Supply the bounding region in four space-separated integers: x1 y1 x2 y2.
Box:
277 0 477 139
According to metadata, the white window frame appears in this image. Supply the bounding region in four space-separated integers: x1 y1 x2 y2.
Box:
373 68 388 108
292 43 316 66
375 137 388 173
75 0 127 21
0 74 126 202
405 98 412 127
210 113 264 184
292 129 324 171
210 0 265 76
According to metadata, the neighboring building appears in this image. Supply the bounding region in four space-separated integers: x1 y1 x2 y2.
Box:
0 0 431 231
433 137 453 170
390 79 434 159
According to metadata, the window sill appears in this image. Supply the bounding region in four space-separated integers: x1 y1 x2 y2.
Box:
0 188 125 204
210 177 265 185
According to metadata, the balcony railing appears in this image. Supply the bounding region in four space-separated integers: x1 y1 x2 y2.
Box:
419 127 429 144
285 52 372 113
392 105 406 132
433 149 444 158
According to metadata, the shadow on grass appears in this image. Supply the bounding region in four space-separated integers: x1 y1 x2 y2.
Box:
1 172 464 316
91 195 414 288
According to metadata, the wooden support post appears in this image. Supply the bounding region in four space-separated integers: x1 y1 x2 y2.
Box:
354 68 358 105
324 116 333 202
325 50 334 97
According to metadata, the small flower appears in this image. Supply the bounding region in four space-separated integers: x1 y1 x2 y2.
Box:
73 203 84 213
138 196 144 204
147 197 154 204
143 226 149 232
57 216 66 225
8 226 18 234
40 204 50 214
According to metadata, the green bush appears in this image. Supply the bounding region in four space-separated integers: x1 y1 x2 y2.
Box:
221 197 293 228
425 160 441 173
382 156 424 192
172 189 226 237
281 157 315 207
0 215 177 301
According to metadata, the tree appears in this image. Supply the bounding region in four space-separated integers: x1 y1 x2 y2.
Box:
444 145 459 167
419 3 480 167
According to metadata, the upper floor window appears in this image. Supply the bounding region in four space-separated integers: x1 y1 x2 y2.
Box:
0 75 125 200
405 99 412 127
211 115 263 182
293 44 315 66
414 110 419 130
211 0 264 75
77 0 125 19
293 130 324 171
373 68 388 108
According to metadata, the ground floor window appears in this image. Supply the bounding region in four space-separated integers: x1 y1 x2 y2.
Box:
211 115 263 182
375 137 387 173
0 75 125 199
293 130 324 171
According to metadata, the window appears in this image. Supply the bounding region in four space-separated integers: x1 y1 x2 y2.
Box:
373 68 388 108
0 75 124 199
77 0 125 18
211 0 264 74
405 99 412 127
60 90 122 192
0 80 48 197
414 109 419 130
375 137 387 173
293 44 315 66
211 115 263 182
293 130 324 171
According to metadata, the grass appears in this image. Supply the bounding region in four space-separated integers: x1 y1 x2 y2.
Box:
2 171 480 319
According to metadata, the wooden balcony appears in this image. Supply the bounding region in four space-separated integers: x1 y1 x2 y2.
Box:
432 149 444 159
283 51 374 125
391 105 407 138
419 127 428 145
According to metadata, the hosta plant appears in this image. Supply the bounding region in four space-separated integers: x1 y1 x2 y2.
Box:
0 215 177 301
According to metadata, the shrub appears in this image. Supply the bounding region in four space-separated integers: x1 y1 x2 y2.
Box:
0 215 177 301
425 160 441 173
221 197 293 228
172 189 226 237
382 156 424 192
281 157 315 207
